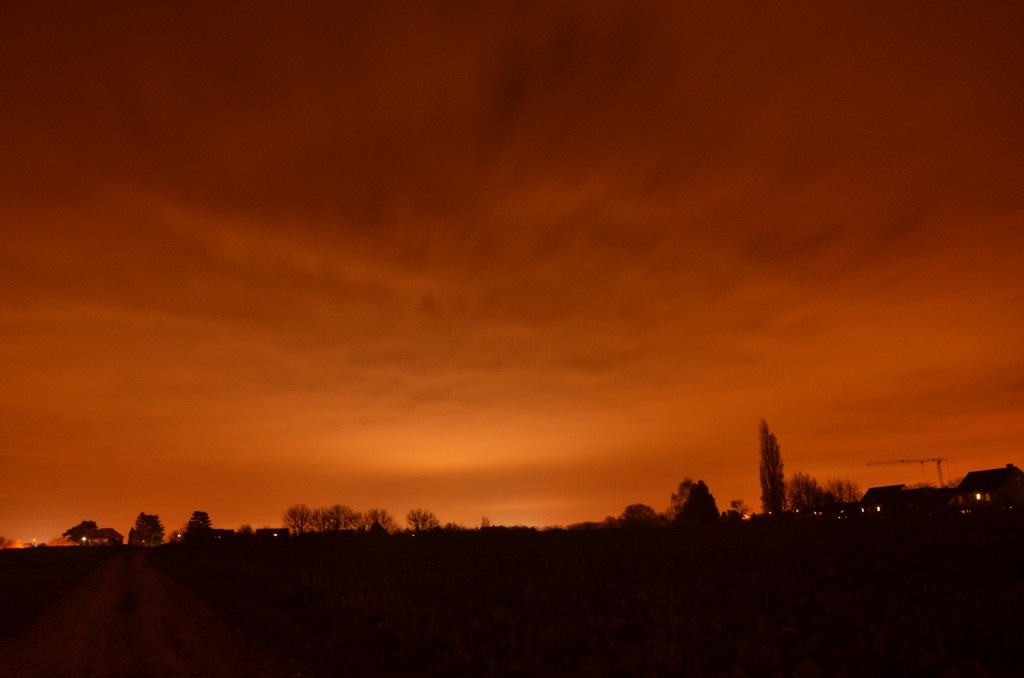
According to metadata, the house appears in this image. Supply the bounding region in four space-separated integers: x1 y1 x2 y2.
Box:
858 484 955 515
859 485 906 512
955 463 1024 509
87 528 124 546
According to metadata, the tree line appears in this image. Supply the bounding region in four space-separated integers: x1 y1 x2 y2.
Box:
565 477 729 531
758 418 863 515
569 419 863 530
281 504 444 536
209 418 870 540
44 419 865 548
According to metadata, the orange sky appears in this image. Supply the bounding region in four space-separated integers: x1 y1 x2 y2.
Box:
2 3 1023 542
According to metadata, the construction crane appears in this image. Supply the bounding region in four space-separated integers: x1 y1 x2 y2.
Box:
867 458 948 487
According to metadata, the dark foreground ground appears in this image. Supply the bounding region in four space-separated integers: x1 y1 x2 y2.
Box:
0 550 298 678
153 513 1024 677
0 545 112 637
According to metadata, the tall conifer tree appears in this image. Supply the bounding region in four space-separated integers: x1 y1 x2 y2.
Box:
758 419 786 514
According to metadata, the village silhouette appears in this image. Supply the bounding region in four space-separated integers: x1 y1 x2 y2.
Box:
4 420 1023 676
47 420 1024 547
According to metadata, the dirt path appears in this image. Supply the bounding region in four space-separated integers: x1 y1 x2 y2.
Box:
0 550 301 678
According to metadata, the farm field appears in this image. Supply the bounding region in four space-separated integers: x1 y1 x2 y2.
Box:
153 514 1024 677
0 545 114 637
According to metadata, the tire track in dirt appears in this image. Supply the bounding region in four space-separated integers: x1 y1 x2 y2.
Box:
0 551 300 678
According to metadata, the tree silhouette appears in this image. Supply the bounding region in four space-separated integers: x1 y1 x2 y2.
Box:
677 480 720 524
824 478 862 503
62 520 98 544
326 504 361 531
724 498 751 521
363 507 398 534
406 508 440 532
310 504 363 533
619 503 658 528
185 511 212 541
282 504 313 536
311 507 331 534
129 512 165 546
666 477 695 521
788 472 826 513
758 419 786 515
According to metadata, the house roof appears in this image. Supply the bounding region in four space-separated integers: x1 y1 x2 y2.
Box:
93 528 123 540
860 485 906 505
958 465 1021 493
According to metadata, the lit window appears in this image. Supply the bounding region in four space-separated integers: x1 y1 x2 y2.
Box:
976 493 982 500
876 506 881 512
